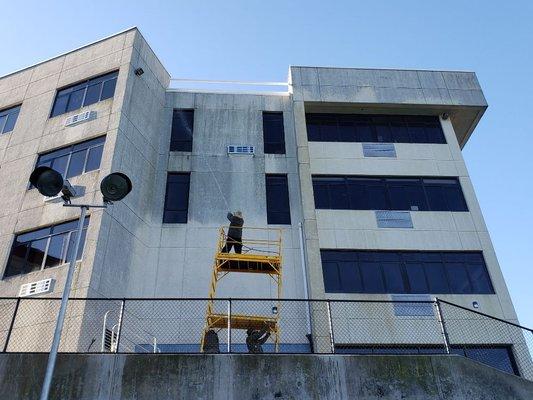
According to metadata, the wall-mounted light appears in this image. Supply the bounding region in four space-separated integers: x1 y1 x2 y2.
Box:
472 301 479 309
272 306 278 315
441 112 449 120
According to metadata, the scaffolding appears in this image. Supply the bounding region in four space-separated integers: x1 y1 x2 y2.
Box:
201 226 282 352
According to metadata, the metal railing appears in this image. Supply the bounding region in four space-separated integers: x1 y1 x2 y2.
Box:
0 297 531 380
167 78 289 95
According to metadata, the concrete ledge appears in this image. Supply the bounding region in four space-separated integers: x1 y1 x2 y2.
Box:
1 353 532 399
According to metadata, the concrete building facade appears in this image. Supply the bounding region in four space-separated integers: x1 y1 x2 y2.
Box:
0 28 526 375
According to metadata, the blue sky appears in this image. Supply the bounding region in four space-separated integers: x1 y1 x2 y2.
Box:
1 1 532 326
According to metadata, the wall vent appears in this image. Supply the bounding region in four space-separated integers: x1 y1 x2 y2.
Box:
104 328 118 352
362 143 397 158
65 111 96 127
19 278 54 297
227 145 255 155
392 294 434 317
375 211 413 228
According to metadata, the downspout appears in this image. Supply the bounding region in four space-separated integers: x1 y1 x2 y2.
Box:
298 222 313 347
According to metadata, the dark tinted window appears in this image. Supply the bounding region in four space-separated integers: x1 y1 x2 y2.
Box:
306 114 446 144
163 173 190 223
263 112 286 154
0 105 21 134
34 136 105 182
4 218 89 278
265 174 291 224
321 250 493 295
312 176 468 212
50 71 118 117
170 110 194 152
451 346 519 375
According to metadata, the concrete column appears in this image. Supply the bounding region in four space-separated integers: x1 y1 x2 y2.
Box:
292 100 332 353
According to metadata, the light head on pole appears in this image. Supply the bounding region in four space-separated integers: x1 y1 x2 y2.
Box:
100 172 132 202
29 166 64 197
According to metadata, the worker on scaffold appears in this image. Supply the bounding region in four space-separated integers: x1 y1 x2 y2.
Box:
246 323 271 353
222 211 244 254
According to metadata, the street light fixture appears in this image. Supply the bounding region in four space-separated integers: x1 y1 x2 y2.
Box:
34 167 132 400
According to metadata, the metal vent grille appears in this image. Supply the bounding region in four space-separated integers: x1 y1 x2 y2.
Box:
19 278 53 297
104 328 118 352
375 211 413 228
392 294 434 316
363 143 397 158
227 145 255 155
65 111 96 127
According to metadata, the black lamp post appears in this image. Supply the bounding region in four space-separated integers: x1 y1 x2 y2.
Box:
30 167 132 400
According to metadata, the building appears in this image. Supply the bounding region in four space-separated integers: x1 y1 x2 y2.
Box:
0 28 528 379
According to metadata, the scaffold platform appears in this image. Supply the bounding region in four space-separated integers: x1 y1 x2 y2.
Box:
201 226 283 352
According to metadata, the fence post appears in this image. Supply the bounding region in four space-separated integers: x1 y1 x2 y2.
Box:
227 299 232 353
3 298 21 353
435 298 450 354
115 299 125 353
326 300 336 353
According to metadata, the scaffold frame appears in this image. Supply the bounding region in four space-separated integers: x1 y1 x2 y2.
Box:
201 226 283 352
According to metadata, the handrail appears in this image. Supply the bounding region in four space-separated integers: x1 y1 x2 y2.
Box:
436 298 533 333
170 78 287 86
218 226 282 256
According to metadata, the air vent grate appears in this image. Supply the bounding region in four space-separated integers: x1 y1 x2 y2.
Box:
363 143 397 158
392 294 434 317
227 145 255 155
19 278 54 297
375 211 413 228
65 111 96 127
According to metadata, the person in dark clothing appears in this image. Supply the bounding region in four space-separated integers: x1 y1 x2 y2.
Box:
222 211 244 254
246 324 271 353
203 330 220 353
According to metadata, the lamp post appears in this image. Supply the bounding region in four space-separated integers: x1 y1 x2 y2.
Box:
30 167 132 400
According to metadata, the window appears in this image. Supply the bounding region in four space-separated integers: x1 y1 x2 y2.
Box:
263 112 286 154
50 71 118 117
4 218 90 278
451 346 519 376
306 114 446 144
34 136 105 182
0 105 21 135
335 345 518 375
321 250 494 295
312 176 468 212
265 174 291 224
170 110 194 152
163 173 190 223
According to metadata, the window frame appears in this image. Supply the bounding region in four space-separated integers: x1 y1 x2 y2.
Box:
306 113 446 144
263 111 286 154
312 175 468 212
50 71 119 118
33 136 106 184
265 174 291 225
163 172 191 224
0 104 22 135
170 109 194 152
3 218 90 278
321 250 494 295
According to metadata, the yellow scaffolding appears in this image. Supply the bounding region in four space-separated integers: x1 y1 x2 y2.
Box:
201 226 282 352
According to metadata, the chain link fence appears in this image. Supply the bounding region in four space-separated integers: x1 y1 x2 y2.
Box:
0 297 531 380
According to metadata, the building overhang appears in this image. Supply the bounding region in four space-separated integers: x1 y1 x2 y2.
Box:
290 66 488 148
